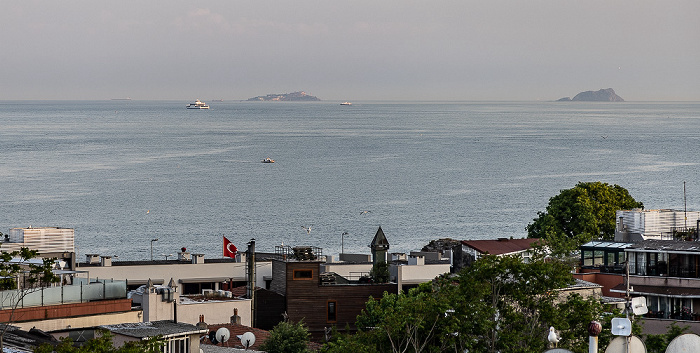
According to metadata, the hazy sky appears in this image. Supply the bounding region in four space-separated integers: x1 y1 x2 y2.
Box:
2 1 698 101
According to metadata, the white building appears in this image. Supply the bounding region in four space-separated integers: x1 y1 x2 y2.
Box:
77 252 271 294
615 209 700 241
2 226 76 269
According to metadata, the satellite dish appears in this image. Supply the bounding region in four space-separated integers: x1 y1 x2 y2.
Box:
240 331 256 348
604 336 646 353
611 318 632 336
543 349 573 353
630 297 648 315
666 334 700 353
216 327 230 343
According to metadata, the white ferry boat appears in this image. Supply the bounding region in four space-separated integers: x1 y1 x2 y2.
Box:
186 99 209 109
340 102 352 105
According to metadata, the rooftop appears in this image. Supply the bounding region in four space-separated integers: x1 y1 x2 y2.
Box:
627 240 700 253
461 238 540 256
100 321 206 339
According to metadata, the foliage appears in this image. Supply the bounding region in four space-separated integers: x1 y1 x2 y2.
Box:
644 322 690 353
0 246 59 351
34 331 164 353
526 181 643 255
323 254 627 353
259 320 312 353
369 261 390 283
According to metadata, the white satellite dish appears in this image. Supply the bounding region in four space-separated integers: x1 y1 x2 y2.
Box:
611 317 632 336
604 336 646 353
630 297 648 316
240 331 256 349
666 334 700 353
544 349 573 353
215 327 230 343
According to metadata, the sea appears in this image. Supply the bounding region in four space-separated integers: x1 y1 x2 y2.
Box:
1 100 699 261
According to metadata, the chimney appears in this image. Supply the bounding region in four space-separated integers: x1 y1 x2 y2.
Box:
196 315 207 329
178 250 191 261
192 254 205 264
231 308 242 325
408 255 424 266
100 256 112 267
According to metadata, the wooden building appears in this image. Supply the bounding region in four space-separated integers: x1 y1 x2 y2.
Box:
270 246 396 340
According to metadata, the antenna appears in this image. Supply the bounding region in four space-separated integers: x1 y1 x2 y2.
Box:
240 331 256 349
215 327 230 345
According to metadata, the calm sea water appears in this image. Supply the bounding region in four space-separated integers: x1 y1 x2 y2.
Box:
1 100 699 260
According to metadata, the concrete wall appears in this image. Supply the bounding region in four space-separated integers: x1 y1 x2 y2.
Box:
574 272 625 298
77 261 272 290
391 263 451 292
321 263 372 280
14 311 141 332
177 299 251 326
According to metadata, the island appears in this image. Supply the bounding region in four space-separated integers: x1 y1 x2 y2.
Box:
247 91 320 101
557 88 624 102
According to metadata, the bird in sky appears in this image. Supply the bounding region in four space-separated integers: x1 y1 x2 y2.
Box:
301 226 311 234
548 327 560 348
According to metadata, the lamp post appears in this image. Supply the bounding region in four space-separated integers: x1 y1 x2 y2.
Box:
151 238 158 261
342 232 348 255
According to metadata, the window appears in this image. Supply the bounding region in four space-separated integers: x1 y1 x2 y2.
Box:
164 337 190 353
327 300 337 322
293 269 313 280
583 250 594 266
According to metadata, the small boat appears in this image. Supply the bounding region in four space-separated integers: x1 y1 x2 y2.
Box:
262 158 275 163
186 99 209 109
340 102 352 105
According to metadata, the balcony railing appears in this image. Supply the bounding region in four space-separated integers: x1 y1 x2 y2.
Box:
0 278 127 310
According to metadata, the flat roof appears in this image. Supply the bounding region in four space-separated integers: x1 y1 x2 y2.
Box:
627 240 700 253
100 321 206 339
580 241 633 249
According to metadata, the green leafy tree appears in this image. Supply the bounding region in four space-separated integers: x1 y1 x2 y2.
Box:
34 331 164 353
369 261 390 283
0 246 59 351
260 320 312 353
527 181 643 255
644 322 690 353
324 254 625 353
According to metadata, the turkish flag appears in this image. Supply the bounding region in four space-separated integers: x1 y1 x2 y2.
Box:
223 236 237 258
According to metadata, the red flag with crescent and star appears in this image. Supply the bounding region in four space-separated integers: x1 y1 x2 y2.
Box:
223 236 237 258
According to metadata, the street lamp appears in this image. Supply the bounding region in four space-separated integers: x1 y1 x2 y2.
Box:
341 232 348 255
151 238 158 261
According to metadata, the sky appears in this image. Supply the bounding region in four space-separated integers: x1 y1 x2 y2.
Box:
2 1 699 101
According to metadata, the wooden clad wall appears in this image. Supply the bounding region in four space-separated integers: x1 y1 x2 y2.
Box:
284 261 396 339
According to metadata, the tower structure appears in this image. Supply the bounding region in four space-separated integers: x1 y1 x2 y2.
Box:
370 226 390 267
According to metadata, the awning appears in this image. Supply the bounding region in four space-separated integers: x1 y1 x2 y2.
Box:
178 277 245 284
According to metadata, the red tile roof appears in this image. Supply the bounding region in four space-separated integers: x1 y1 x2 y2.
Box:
461 238 540 256
202 323 270 350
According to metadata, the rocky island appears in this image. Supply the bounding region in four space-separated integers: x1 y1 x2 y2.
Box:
557 88 624 102
247 91 320 101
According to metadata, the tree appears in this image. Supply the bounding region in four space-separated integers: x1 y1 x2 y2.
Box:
323 254 626 353
644 322 690 353
527 181 643 255
259 320 312 353
34 331 164 353
369 261 390 283
0 246 59 351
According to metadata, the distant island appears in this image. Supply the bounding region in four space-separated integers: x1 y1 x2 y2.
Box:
247 91 320 101
557 88 624 102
